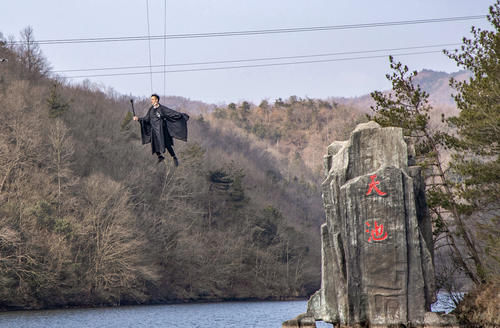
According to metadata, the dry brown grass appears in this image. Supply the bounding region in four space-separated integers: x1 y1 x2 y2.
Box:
454 280 500 327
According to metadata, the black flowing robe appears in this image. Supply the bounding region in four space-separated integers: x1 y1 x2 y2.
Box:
138 104 189 154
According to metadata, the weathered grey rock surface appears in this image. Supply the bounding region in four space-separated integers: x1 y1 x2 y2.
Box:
284 122 440 328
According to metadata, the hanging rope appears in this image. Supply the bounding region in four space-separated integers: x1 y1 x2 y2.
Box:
146 0 153 93
163 0 167 97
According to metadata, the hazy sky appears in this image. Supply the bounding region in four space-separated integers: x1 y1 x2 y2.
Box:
0 1 493 104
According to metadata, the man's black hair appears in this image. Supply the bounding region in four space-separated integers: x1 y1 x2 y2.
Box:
151 93 160 101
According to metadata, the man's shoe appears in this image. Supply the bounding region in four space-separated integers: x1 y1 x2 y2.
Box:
173 157 179 167
157 155 165 163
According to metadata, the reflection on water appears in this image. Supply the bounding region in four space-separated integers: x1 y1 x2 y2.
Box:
0 295 455 328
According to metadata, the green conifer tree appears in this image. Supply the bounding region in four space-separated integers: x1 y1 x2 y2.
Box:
46 83 69 118
445 0 500 282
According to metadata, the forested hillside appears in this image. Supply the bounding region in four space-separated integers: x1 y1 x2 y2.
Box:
0 30 371 310
206 97 367 176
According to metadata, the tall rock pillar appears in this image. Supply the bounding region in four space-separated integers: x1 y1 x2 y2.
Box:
284 121 436 327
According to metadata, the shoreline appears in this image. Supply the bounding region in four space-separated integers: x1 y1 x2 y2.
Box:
0 296 309 313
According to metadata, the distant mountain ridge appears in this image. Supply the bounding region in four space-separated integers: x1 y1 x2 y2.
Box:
414 69 470 105
332 69 470 113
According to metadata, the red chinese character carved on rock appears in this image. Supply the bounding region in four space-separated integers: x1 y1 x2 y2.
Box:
365 220 388 242
366 174 387 196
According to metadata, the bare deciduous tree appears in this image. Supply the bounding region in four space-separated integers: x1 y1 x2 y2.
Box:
17 26 49 79
79 174 158 303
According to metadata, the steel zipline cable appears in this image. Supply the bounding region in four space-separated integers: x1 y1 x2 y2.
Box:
145 0 153 93
62 49 448 79
163 0 167 96
8 15 486 45
52 43 460 74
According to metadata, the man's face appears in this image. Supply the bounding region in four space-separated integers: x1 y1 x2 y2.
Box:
151 96 159 106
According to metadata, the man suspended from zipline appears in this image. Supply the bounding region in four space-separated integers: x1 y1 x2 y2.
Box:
133 94 189 166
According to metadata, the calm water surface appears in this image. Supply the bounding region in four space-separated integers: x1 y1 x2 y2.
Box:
0 300 334 328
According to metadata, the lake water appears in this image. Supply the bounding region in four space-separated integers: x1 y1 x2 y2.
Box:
0 295 455 328
0 300 334 328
